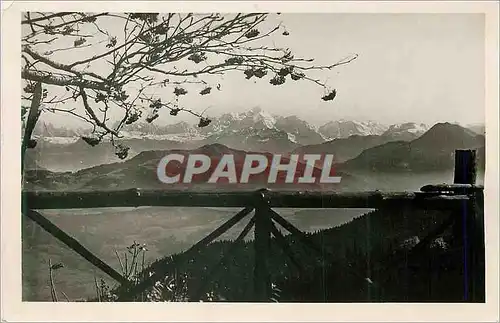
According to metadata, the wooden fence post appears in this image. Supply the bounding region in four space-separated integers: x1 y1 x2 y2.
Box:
253 189 272 302
454 149 477 185
469 186 485 302
453 149 485 302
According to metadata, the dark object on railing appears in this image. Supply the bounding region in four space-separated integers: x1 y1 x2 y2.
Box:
454 149 477 185
420 184 483 194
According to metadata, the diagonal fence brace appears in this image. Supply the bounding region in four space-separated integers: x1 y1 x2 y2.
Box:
269 208 323 255
269 221 305 275
192 216 256 301
117 206 254 301
24 209 128 285
269 208 384 295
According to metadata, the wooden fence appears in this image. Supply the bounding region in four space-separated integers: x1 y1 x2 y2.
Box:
21 150 485 302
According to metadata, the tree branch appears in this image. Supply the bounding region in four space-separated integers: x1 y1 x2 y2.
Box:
21 82 43 173
22 69 110 91
21 12 358 143
21 12 75 25
79 87 120 137
23 46 108 82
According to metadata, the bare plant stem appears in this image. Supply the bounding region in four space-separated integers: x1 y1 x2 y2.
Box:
114 249 125 275
60 290 71 302
48 259 58 302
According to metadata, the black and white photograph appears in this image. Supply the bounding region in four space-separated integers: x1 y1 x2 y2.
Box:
1 1 499 322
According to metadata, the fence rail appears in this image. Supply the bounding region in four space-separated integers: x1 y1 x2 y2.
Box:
24 189 472 210
21 150 485 302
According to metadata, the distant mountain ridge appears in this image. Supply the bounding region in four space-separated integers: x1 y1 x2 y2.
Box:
29 109 486 175
25 136 194 172
24 123 485 192
30 108 385 170
293 123 428 163
24 143 337 191
35 108 421 146
294 135 397 163
339 122 485 173
466 123 486 135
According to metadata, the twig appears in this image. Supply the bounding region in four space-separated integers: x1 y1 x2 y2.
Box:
60 290 71 302
22 12 75 25
114 249 125 275
79 87 120 137
48 259 58 302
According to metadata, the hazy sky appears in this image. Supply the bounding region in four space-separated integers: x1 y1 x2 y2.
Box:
29 13 485 127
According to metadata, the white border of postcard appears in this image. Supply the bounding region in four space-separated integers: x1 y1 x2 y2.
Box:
1 1 499 322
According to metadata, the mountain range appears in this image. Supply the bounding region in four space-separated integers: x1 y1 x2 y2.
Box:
29 108 449 172
339 123 485 173
24 119 485 192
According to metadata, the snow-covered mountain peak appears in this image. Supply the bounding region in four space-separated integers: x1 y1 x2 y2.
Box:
383 122 429 135
227 111 245 121
35 107 437 154
318 120 388 139
252 109 276 129
236 107 277 129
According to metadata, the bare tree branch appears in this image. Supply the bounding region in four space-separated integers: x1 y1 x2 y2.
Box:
79 87 120 137
21 12 358 154
22 69 110 91
21 12 75 25
21 82 43 173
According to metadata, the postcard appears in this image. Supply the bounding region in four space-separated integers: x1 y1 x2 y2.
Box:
1 1 498 322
